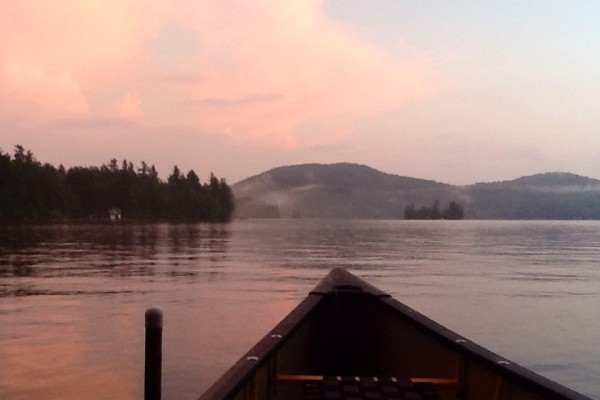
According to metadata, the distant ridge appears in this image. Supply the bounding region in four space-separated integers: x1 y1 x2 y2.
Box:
235 163 445 191
506 172 600 187
232 164 600 220
465 172 600 219
233 163 457 219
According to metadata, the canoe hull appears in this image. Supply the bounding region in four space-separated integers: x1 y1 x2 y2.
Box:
199 268 590 400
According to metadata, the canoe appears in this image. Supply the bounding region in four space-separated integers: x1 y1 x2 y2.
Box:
198 268 590 400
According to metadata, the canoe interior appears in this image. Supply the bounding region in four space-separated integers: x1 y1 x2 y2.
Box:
198 268 590 400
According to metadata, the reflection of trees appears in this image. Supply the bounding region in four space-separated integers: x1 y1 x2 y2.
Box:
2 257 35 277
0 223 232 284
209 224 232 256
0 225 45 251
167 223 232 261
0 224 159 278
168 224 199 256
0 226 46 278
137 224 159 260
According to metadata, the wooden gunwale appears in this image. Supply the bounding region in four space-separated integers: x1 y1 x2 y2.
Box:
198 293 324 400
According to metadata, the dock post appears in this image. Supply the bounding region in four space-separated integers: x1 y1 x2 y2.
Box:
145 307 163 400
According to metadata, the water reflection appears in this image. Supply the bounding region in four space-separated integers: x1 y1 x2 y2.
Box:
1 295 142 400
2 220 600 399
0 223 232 290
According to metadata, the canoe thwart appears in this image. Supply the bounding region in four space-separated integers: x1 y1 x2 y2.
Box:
276 374 457 387
296 375 442 400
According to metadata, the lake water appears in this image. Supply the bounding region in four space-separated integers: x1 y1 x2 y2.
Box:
1 220 600 399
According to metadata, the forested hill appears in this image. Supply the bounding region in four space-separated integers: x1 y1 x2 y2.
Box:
0 145 234 223
484 172 600 188
466 172 600 219
232 164 600 220
233 163 462 218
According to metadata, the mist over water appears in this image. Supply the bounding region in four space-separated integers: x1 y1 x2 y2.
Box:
1 220 600 399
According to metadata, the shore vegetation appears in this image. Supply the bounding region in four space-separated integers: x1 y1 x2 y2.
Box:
0 145 234 223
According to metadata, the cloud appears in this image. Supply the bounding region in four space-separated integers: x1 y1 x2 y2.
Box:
0 1 152 78
162 73 204 85
0 0 157 123
1 61 89 119
160 0 433 147
188 94 283 108
114 93 143 119
1 0 433 149
53 117 131 131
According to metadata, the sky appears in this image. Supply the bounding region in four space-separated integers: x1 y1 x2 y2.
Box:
1 0 600 185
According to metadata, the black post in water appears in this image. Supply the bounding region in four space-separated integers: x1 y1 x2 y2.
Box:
145 307 163 400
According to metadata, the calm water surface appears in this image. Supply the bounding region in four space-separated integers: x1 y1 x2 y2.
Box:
1 220 600 399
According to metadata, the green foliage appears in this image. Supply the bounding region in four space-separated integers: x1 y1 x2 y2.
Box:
0 145 234 223
443 201 465 220
404 200 464 220
0 146 72 222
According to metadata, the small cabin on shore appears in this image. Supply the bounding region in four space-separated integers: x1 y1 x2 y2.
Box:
108 207 122 220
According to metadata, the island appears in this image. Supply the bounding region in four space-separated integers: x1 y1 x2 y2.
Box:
0 145 234 223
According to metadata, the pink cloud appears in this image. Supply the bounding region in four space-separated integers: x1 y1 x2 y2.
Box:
113 93 143 119
164 0 433 147
0 1 158 122
1 0 434 149
0 1 152 79
1 61 89 119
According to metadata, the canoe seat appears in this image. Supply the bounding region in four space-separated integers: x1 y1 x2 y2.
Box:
299 376 440 400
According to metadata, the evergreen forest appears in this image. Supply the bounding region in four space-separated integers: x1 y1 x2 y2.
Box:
403 200 464 220
0 145 235 223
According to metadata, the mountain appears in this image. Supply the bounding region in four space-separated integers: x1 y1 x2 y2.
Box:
473 172 600 188
465 172 600 219
232 165 600 220
232 163 462 218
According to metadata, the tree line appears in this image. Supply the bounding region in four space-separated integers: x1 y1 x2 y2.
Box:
404 200 464 220
0 145 234 223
